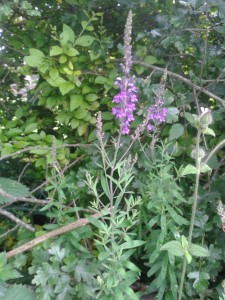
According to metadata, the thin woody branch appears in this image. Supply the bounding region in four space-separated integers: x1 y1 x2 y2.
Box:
0 188 49 206
133 61 225 107
0 208 35 232
6 209 111 258
0 143 92 162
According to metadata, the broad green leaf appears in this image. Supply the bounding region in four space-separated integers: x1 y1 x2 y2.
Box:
70 118 79 129
28 134 41 141
73 108 88 119
169 123 184 140
0 178 30 204
166 107 179 123
189 244 210 257
77 122 88 136
24 122 37 134
181 164 197 176
60 31 69 46
181 235 188 249
95 76 107 84
85 93 98 102
143 55 157 64
24 48 44 67
70 95 83 111
46 96 57 107
63 24 75 43
7 128 23 137
160 241 185 256
59 55 67 64
15 107 23 119
101 112 114 121
75 35 96 47
49 68 59 81
59 82 74 95
50 46 63 56
64 47 79 56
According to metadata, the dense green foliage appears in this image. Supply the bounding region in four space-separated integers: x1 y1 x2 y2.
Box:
0 0 225 299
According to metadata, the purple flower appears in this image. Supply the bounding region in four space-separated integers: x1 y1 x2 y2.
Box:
146 74 167 131
111 11 138 135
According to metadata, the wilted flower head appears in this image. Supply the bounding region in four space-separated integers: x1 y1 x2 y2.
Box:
199 107 213 127
112 11 138 135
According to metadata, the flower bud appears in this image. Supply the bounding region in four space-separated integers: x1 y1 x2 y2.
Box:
191 147 206 160
199 107 213 127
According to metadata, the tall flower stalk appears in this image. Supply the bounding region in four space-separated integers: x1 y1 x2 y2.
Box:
112 11 138 135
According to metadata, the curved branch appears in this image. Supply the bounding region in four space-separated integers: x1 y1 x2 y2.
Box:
133 61 225 107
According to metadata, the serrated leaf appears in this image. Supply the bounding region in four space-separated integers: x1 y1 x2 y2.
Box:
160 241 185 256
75 35 96 47
2 285 36 300
0 178 30 204
189 244 210 257
169 123 184 140
181 164 197 176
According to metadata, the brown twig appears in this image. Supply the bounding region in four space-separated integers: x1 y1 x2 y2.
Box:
0 208 35 232
0 188 49 206
6 209 110 258
133 61 225 107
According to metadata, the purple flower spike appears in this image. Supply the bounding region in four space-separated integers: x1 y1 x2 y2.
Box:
111 11 138 135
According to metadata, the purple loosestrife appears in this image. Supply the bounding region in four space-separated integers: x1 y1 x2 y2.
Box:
112 11 138 135
147 73 167 131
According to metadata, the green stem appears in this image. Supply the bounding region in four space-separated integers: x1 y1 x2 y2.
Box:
178 130 201 300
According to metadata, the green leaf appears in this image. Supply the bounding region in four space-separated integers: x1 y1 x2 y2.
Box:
169 123 184 140
100 173 110 198
59 55 67 64
121 240 145 250
181 164 197 176
59 82 75 95
24 122 37 134
50 46 63 56
143 55 157 64
189 244 210 257
78 122 88 136
75 35 96 47
70 95 83 111
0 178 30 204
64 47 79 56
49 68 59 81
202 127 215 137
94 76 107 84
200 163 212 173
185 251 192 264
160 241 185 257
63 24 75 43
101 112 114 121
73 108 88 119
2 285 36 300
70 118 79 129
15 107 23 119
85 93 98 102
24 48 44 67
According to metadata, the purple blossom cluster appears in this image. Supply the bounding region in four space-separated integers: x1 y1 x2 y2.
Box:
146 80 167 131
111 11 138 135
112 76 138 134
